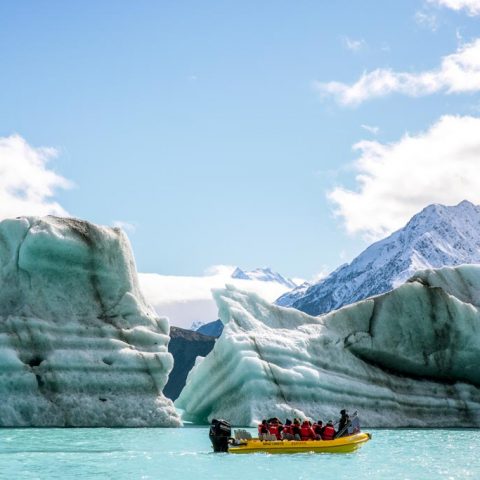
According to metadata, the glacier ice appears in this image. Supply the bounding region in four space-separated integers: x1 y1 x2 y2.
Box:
176 265 480 427
0 216 180 427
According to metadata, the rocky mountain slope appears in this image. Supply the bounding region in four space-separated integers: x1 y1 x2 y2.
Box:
277 201 480 316
164 327 216 400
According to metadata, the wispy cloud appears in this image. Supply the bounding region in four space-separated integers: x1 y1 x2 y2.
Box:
428 0 480 15
0 134 71 220
361 124 380 135
314 39 480 105
328 115 480 239
342 36 366 52
414 10 439 30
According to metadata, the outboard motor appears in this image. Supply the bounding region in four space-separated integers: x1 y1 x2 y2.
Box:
209 419 231 453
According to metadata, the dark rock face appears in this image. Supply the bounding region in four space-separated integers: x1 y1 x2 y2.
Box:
196 319 223 337
164 327 216 400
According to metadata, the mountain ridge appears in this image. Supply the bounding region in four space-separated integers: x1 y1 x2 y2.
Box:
277 200 480 316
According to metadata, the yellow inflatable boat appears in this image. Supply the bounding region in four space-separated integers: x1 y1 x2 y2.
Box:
209 419 371 454
229 432 371 454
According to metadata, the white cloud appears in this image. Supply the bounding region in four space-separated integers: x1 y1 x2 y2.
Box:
361 124 380 135
328 115 480 239
139 266 293 329
310 268 330 283
315 39 480 105
203 264 236 276
0 134 71 219
428 0 480 15
414 10 439 30
342 36 366 52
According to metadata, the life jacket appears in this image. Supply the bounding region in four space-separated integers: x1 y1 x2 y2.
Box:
300 424 315 441
282 425 292 436
258 423 268 435
322 425 335 440
269 424 279 439
313 423 323 435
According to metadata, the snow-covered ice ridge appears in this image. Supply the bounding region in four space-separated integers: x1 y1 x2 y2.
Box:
0 216 180 427
278 200 480 315
176 265 480 427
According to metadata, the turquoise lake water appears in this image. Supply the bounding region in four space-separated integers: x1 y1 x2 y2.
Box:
1 428 480 480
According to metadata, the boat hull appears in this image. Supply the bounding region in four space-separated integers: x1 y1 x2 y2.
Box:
229 432 371 454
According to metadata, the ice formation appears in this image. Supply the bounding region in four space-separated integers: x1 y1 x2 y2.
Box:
176 265 480 427
0 216 180 427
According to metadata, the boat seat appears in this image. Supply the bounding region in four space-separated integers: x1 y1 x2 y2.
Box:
234 429 252 440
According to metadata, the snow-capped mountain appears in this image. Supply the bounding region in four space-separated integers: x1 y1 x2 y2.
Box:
231 267 297 289
189 267 298 334
140 265 296 330
278 200 480 316
275 281 311 306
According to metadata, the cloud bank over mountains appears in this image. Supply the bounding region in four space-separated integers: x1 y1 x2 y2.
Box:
329 115 480 240
138 266 295 329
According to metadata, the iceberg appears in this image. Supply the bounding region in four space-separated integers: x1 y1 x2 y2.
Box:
176 265 480 427
0 216 180 427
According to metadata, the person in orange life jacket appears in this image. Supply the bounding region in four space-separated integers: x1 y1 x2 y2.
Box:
313 420 323 440
337 409 350 436
300 420 316 441
282 419 294 440
292 418 301 440
322 420 336 440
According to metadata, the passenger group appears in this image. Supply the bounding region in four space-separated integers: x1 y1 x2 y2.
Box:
257 409 352 441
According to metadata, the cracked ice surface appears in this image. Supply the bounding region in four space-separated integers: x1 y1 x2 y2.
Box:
176 266 480 427
0 216 180 427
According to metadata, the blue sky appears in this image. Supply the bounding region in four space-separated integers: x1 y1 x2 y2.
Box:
1 0 480 279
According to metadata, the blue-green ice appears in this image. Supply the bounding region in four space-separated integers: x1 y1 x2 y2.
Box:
1 428 480 480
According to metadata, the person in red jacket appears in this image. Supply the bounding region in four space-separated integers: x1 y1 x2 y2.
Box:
292 418 301 440
268 419 282 440
322 420 336 440
282 419 294 440
258 419 269 439
300 420 316 441
313 420 323 440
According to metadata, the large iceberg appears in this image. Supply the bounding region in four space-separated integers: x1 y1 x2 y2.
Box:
0 216 180 427
176 265 480 427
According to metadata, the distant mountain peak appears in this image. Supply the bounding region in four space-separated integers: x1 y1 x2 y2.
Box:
231 267 297 289
277 200 480 316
